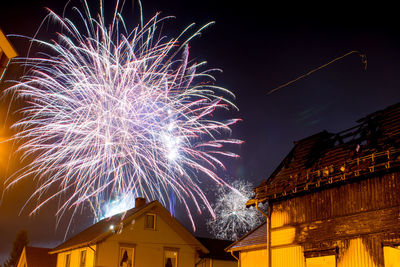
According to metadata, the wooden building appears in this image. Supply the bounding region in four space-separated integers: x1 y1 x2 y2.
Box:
227 102 400 267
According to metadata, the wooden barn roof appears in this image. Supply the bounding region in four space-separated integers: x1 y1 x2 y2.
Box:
248 102 400 204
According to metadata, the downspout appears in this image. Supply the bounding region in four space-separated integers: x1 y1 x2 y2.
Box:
256 200 271 267
230 251 239 261
194 257 205 266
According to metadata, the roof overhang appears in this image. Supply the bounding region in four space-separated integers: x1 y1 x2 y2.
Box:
49 242 97 254
0 28 18 59
245 198 267 207
0 28 18 81
226 243 267 253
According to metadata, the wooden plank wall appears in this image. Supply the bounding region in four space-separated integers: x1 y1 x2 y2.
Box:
272 172 400 226
270 172 400 266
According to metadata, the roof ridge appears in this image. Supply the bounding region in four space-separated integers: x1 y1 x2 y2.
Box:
51 201 154 252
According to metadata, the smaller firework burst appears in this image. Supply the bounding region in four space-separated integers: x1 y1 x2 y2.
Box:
207 179 265 241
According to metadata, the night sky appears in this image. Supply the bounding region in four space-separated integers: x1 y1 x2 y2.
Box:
1 0 399 263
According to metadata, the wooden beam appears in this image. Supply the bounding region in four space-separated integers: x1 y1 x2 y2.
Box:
0 28 18 59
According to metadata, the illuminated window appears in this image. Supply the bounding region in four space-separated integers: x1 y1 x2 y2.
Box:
306 255 335 267
383 245 400 267
119 245 135 267
145 213 156 229
305 250 336 267
164 248 178 267
65 254 71 267
80 250 87 267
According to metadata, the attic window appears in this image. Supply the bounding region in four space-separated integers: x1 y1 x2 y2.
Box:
145 213 156 230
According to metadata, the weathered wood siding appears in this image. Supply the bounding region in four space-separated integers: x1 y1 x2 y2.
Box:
269 172 400 266
272 173 400 226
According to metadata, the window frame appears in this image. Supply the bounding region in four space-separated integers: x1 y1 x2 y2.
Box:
79 249 87 267
144 213 156 230
163 247 179 267
65 253 71 267
304 248 337 267
118 243 136 267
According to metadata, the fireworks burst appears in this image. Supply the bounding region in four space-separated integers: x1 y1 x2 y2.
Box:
5 0 242 229
207 179 264 240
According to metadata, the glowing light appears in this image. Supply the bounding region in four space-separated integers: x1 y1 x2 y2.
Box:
207 179 264 240
6 1 241 229
101 194 136 219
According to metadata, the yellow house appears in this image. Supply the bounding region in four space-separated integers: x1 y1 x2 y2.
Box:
0 27 18 81
49 198 237 267
227 102 400 267
17 246 57 267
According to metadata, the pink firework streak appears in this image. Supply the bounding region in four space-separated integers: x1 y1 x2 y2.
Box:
5 0 242 230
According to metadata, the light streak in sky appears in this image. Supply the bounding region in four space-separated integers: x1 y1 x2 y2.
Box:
100 193 135 220
207 179 264 240
6 0 242 230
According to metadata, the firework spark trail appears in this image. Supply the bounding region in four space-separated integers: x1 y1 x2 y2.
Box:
207 179 264 240
5 1 242 230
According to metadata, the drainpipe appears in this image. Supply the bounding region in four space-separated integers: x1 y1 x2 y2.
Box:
230 251 239 261
256 200 271 267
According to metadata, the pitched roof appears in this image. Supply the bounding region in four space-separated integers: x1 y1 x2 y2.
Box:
196 237 236 261
249 102 400 204
225 222 267 252
51 200 208 254
19 246 57 267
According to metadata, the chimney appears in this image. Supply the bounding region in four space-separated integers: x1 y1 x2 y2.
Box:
135 197 146 208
